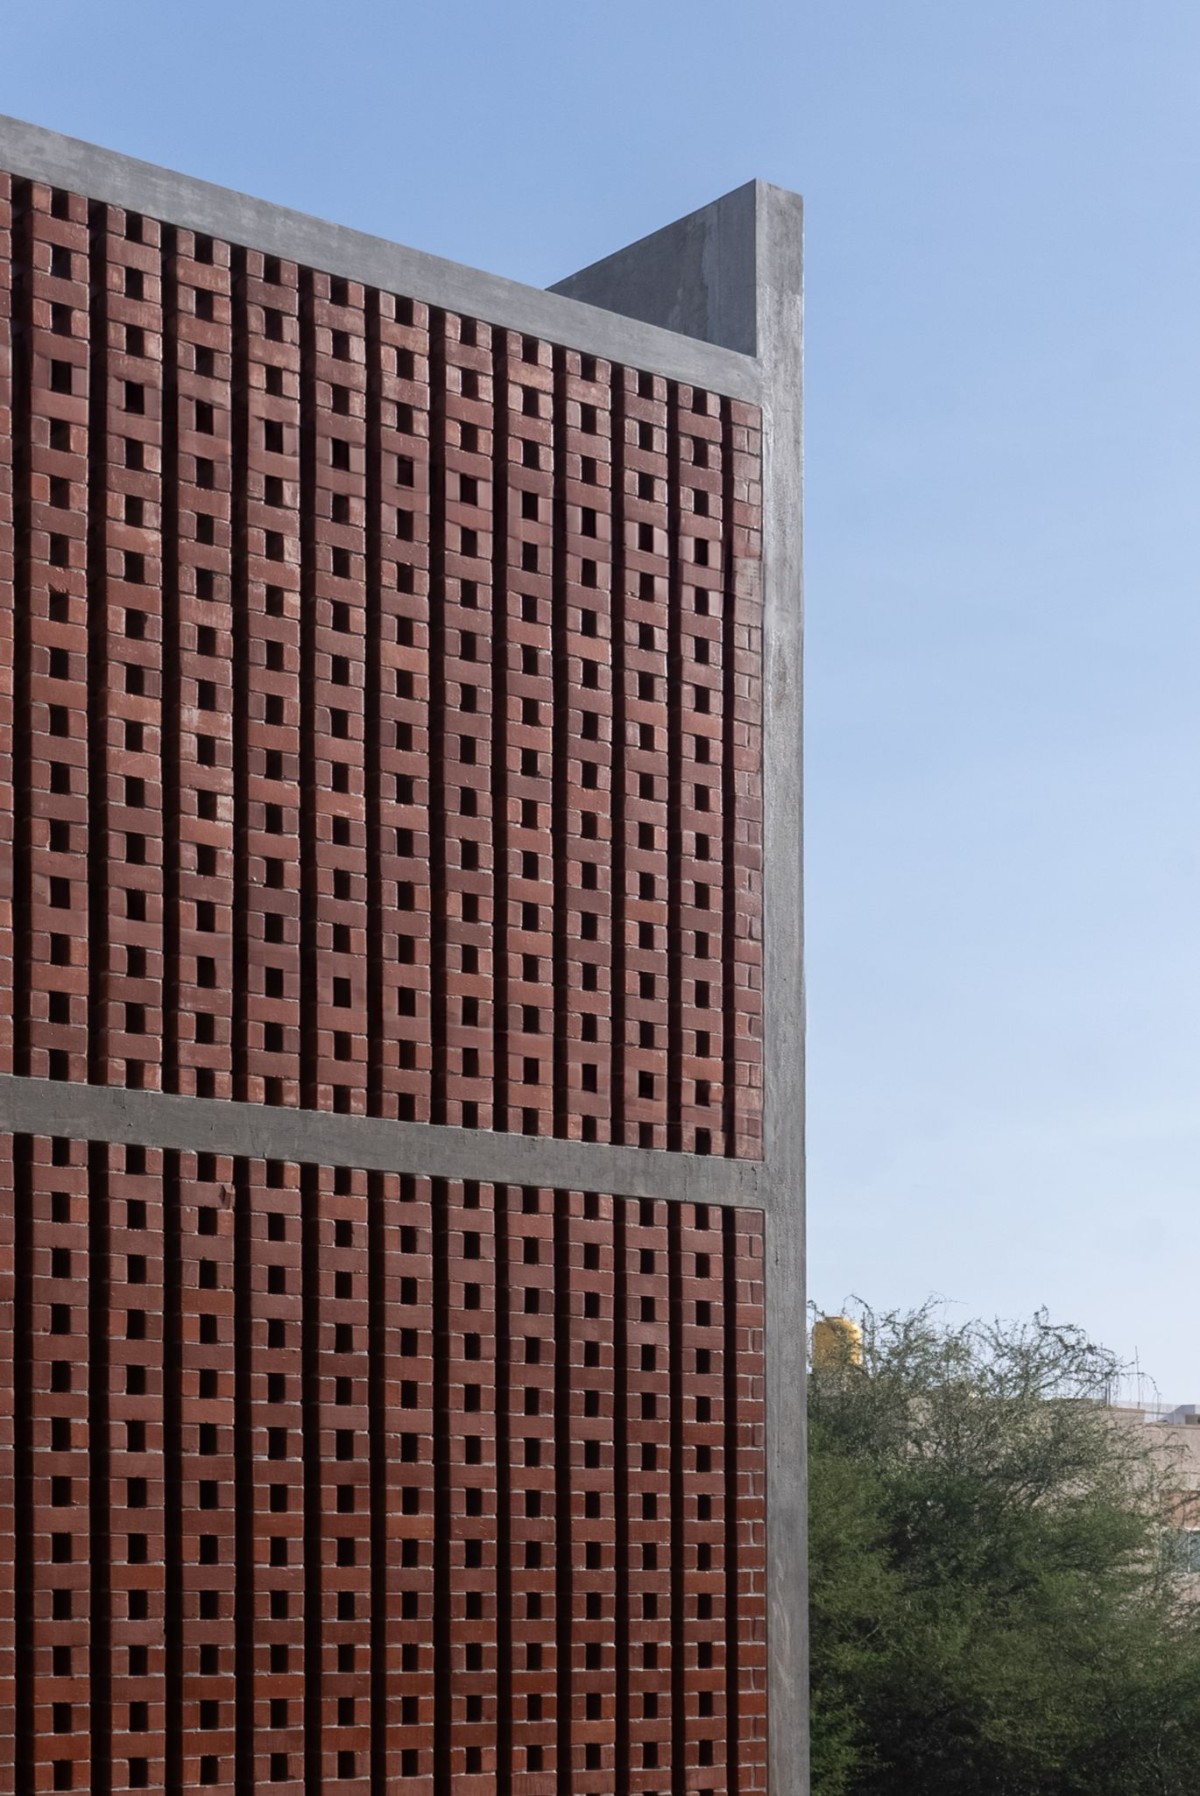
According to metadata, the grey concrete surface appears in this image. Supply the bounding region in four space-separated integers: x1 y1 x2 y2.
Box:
551 180 760 355
0 113 760 402
0 1075 769 1206
757 183 809 1796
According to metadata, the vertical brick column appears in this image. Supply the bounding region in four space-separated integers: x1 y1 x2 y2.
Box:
0 175 13 1077
441 1180 498 1786
558 354 614 1144
433 316 495 1131
312 1165 372 1789
726 401 764 1159
170 229 235 1100
239 253 302 1108
304 276 369 1116
622 372 671 1149
0 1135 12 1796
28 1136 93 1796
729 1211 767 1792
370 1173 434 1791
370 297 432 1123
563 1190 618 1794
91 204 165 1094
677 391 726 1157
106 1143 167 1796
500 1185 557 1790
175 1150 237 1795
247 1157 305 1795
624 1196 673 1791
678 1205 728 1791
21 185 91 1086
498 333 554 1137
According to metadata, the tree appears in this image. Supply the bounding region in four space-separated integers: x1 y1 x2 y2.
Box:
809 1302 1200 1795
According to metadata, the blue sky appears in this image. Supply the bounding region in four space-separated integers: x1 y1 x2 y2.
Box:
4 1 1198 1393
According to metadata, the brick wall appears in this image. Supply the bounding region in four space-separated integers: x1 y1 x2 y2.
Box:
2 173 764 1159
0 163 771 1796
1 1135 766 1796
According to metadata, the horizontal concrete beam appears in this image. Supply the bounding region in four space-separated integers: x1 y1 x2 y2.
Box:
0 114 761 403
0 1076 770 1209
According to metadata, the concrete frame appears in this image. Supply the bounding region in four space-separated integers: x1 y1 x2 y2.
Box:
0 117 807 1796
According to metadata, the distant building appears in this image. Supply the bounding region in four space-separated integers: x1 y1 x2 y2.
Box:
1109 1403 1200 1579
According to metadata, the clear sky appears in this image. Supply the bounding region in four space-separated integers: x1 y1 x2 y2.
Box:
3 1 1198 1395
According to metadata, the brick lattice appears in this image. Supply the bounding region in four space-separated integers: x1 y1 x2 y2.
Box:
2 176 763 1157
3 1140 766 1796
0 166 770 1796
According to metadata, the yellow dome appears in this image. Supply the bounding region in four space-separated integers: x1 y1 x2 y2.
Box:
812 1315 863 1370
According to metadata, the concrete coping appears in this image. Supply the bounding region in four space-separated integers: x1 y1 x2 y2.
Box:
0 113 762 403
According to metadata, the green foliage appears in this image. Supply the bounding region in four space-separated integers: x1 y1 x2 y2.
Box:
809 1302 1200 1795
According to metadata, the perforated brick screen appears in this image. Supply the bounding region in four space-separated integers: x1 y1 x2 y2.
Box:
0 174 763 1160
0 1135 766 1795
0 163 773 1796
